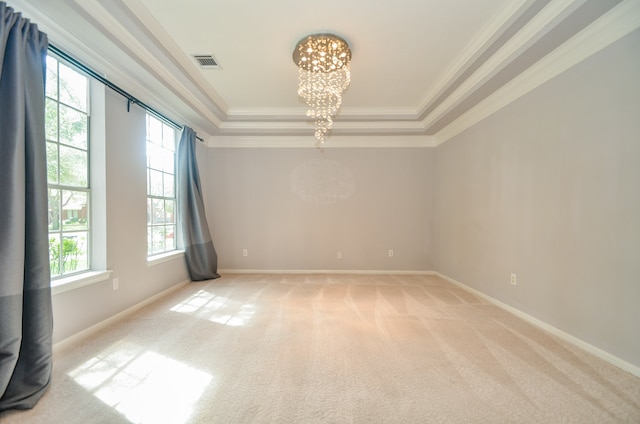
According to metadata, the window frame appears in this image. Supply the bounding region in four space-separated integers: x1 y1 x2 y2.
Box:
145 113 179 258
46 54 92 279
46 52 111 293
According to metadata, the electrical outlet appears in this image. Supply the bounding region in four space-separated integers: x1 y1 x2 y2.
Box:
510 273 517 285
113 278 119 291
337 252 343 259
388 249 394 257
242 249 248 257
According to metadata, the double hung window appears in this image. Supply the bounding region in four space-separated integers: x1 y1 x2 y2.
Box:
46 55 91 278
146 114 177 256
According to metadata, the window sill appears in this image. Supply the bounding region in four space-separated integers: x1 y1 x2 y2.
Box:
51 270 113 296
147 250 185 267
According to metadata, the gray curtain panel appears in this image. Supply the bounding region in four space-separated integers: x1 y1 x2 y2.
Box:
177 127 220 281
0 2 53 412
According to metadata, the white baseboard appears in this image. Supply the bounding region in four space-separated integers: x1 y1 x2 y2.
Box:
53 280 190 353
435 272 640 378
218 269 436 275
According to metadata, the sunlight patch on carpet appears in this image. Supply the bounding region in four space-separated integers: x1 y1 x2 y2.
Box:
68 341 212 424
170 289 255 327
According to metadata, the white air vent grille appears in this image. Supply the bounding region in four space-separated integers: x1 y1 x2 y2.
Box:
193 54 219 68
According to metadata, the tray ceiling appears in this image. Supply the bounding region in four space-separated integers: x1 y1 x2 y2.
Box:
7 0 640 147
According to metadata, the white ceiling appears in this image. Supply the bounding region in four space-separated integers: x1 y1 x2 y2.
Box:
8 0 639 147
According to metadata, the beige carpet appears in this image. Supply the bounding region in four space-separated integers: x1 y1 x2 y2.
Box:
2 273 639 423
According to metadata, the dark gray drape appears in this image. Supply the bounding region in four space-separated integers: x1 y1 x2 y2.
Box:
177 127 220 281
0 2 52 412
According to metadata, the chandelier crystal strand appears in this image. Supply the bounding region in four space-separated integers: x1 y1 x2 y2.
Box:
293 34 351 144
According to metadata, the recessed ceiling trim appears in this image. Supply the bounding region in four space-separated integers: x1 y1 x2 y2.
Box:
417 0 553 122
226 107 418 119
434 0 640 145
207 135 436 149
420 0 590 131
415 0 534 115
114 0 227 118
218 119 428 135
120 0 229 112
44 0 228 130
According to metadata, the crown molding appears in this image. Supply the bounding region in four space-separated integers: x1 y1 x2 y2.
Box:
225 107 418 121
119 0 229 115
207 135 436 149
422 0 588 131
70 0 227 127
215 118 429 138
415 0 534 115
15 0 224 136
434 0 640 145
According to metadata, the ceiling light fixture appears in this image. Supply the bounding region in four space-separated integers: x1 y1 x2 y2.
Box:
292 33 351 144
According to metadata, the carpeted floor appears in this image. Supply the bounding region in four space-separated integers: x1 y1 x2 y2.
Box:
2 273 639 423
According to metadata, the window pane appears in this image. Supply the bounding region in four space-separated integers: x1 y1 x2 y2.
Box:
61 232 88 273
163 173 174 197
165 225 176 250
152 199 164 224
47 142 58 183
149 169 163 196
70 232 89 272
48 189 61 231
62 190 88 230
147 143 163 170
151 226 165 255
59 104 88 149
165 200 175 224
45 99 58 141
161 149 174 173
59 145 88 187
46 56 58 99
148 116 163 144
59 62 87 112
49 233 61 277
162 124 175 151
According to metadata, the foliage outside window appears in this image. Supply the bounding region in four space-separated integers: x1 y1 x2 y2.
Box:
46 55 90 277
146 114 177 256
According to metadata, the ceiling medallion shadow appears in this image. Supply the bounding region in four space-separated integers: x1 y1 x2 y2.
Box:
292 33 351 144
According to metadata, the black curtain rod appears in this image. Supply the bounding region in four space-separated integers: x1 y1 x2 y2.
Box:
48 44 203 142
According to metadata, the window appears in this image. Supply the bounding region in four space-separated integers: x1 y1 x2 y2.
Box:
146 114 177 256
46 55 91 278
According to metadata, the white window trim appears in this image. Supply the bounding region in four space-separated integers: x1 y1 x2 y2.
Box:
47 58 109 288
147 249 185 267
51 270 113 295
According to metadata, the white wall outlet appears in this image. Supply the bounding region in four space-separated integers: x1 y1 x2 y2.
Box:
510 273 517 285
388 249 394 257
113 278 119 290
337 251 343 259
242 249 248 257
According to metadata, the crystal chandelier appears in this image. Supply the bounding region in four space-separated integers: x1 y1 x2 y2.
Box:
292 33 352 143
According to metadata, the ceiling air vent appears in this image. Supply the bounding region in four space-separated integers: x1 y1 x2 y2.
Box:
193 54 219 68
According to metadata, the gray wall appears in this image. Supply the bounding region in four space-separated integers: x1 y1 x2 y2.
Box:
203 147 434 272
52 89 189 343
433 29 640 367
